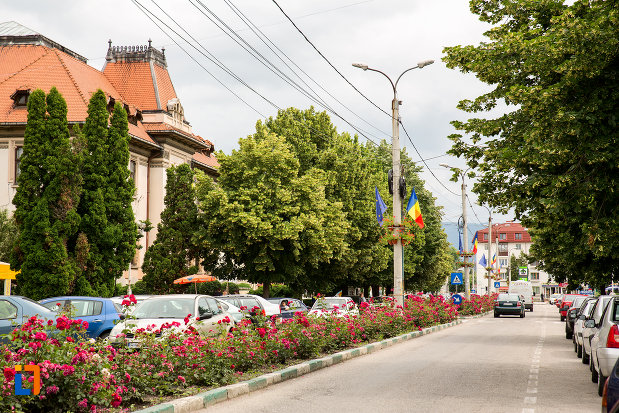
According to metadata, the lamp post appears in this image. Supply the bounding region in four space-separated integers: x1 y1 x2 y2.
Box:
440 163 471 300
353 60 434 306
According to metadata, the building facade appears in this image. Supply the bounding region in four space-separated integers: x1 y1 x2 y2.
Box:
472 221 560 297
0 21 219 284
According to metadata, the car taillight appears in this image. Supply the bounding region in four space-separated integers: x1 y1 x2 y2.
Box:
494 301 499 306
517 301 521 307
606 324 619 349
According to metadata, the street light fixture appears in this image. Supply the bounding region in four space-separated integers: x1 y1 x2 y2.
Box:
353 60 434 307
440 163 472 300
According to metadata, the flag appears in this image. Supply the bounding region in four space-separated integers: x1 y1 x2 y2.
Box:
335 290 342 297
472 232 478 254
491 254 497 265
458 231 463 254
479 254 487 267
405 188 425 229
375 187 387 226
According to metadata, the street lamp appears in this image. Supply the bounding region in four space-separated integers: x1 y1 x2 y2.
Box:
353 60 434 306
440 163 471 300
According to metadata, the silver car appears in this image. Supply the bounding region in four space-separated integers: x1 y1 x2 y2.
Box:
109 294 235 348
590 296 619 396
574 298 597 360
582 295 613 365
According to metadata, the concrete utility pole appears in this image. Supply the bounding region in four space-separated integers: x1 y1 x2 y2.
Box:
441 164 471 300
487 215 492 294
353 60 434 306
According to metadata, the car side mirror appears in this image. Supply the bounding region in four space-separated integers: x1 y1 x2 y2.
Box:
199 310 213 320
119 314 126 320
578 315 586 320
584 319 595 328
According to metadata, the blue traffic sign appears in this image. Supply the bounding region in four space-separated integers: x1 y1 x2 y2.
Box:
494 282 501 288
451 272 463 285
452 294 462 305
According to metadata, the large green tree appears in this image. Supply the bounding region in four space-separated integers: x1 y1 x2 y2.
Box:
11 88 82 300
196 126 347 297
75 90 136 296
142 164 200 294
443 0 619 288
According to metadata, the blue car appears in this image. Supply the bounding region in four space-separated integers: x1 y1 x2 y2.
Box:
0 296 56 340
39 296 123 339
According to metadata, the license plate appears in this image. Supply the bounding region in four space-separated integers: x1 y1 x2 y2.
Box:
503 303 513 306
127 342 140 348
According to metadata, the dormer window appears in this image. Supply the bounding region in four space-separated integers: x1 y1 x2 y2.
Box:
11 89 30 107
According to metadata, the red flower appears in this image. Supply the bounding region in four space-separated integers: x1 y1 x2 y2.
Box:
3 367 15 382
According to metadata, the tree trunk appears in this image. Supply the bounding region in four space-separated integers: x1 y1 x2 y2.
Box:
263 281 270 298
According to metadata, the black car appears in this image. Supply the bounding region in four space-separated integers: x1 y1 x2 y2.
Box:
494 293 525 318
603 356 619 413
267 298 308 319
566 296 590 339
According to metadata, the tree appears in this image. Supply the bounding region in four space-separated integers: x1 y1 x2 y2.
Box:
443 0 619 287
11 88 82 300
0 209 18 262
196 128 347 298
142 163 199 294
75 90 137 296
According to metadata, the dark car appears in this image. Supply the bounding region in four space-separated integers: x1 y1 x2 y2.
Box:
603 356 619 413
566 296 590 339
267 298 309 319
39 296 123 339
0 296 56 340
494 293 525 318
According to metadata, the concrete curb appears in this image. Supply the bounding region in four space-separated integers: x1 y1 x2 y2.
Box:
459 310 492 320
134 318 464 412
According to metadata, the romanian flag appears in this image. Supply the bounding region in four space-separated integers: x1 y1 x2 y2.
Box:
472 232 478 254
491 254 497 265
405 188 425 229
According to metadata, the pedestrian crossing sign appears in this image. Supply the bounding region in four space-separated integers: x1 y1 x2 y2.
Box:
451 272 463 285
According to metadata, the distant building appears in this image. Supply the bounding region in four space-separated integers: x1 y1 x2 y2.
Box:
472 221 561 297
0 21 219 283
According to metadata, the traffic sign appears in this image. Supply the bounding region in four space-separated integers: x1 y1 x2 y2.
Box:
451 272 463 285
452 294 462 305
471 289 476 294
494 281 501 288
518 267 528 276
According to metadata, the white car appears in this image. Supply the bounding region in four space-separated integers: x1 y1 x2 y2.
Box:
217 294 281 317
215 298 244 323
109 294 234 348
574 298 597 359
308 297 359 317
549 293 563 305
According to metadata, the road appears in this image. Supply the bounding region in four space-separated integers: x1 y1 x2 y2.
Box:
198 302 601 413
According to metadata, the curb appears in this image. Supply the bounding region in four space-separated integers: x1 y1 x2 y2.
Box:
134 318 464 412
459 310 492 320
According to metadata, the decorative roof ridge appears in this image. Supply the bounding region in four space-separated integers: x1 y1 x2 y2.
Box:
52 49 88 107
105 39 167 68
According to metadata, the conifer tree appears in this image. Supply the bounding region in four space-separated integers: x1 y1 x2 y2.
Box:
11 88 81 300
142 164 199 293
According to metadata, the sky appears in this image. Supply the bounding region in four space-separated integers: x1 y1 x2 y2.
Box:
1 0 516 234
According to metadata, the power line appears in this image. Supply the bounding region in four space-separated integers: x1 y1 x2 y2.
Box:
271 0 391 119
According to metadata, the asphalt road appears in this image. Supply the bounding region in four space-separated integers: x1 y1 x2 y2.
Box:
198 302 601 413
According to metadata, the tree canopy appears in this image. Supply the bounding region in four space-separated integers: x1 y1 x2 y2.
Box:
443 0 618 288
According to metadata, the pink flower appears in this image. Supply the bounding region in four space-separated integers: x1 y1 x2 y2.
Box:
34 332 47 341
78 399 88 409
46 385 59 394
177 375 186 383
3 367 15 382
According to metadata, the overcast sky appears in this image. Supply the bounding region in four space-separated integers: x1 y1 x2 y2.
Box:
2 0 516 232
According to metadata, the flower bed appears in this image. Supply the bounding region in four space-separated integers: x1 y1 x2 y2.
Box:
0 294 487 411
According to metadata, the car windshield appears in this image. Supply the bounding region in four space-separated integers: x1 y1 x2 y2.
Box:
133 298 194 319
312 298 347 310
497 294 519 301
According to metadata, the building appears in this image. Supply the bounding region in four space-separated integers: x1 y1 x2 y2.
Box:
0 21 219 283
472 221 560 297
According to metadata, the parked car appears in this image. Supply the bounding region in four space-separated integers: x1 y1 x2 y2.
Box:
602 356 619 413
218 294 280 317
590 296 619 396
566 296 589 339
549 293 563 305
39 296 122 339
0 296 56 341
267 298 309 319
493 293 525 318
110 295 154 308
575 298 598 360
308 297 359 317
559 294 586 321
583 296 614 366
214 298 244 323
109 294 234 348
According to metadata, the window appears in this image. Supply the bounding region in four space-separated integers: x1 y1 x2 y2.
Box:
205 297 221 314
515 244 522 250
11 89 30 107
499 233 506 240
531 272 539 281
69 300 103 317
499 259 507 267
498 244 508 253
515 233 522 240
239 298 260 311
483 233 488 241
0 300 18 319
42 300 67 312
15 146 23 183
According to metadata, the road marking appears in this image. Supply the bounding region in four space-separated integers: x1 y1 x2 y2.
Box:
523 321 546 411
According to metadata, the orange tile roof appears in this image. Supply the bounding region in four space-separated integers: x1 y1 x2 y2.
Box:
103 61 177 111
193 151 220 170
142 122 211 148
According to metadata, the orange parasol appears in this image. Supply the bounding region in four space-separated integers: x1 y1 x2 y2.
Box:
173 274 217 293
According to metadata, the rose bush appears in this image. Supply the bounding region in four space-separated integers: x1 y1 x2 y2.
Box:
0 293 489 411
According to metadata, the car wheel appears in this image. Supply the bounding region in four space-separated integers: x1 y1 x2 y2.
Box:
530 306 533 312
494 313 499 318
521 312 525 318
577 344 583 359
592 364 598 383
561 315 565 321
583 349 589 364
598 373 606 396
98 331 110 340
566 330 572 339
